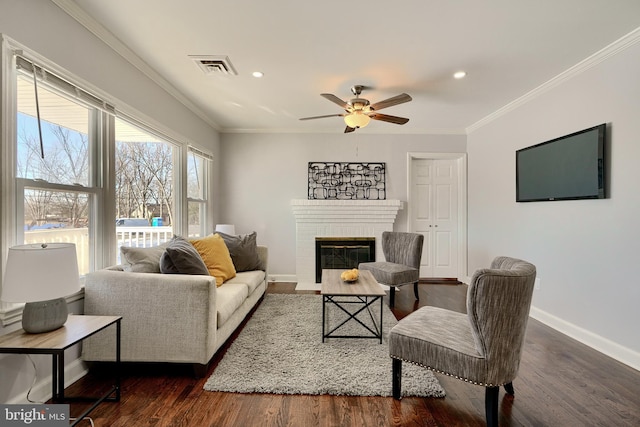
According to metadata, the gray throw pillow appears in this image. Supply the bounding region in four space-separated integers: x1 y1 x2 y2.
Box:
121 243 169 273
160 236 209 275
217 231 262 272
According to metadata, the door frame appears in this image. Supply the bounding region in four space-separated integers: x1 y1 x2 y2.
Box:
407 152 468 282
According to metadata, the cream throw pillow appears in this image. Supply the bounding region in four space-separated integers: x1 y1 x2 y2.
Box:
190 234 236 286
120 243 169 273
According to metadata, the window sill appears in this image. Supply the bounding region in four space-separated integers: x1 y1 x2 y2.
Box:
0 288 85 327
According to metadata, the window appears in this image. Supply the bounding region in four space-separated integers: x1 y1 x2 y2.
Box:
114 118 175 257
1 37 213 323
187 148 211 237
15 62 103 275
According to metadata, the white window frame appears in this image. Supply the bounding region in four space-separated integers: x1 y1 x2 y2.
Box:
186 146 212 237
113 114 181 256
1 36 110 322
0 35 212 326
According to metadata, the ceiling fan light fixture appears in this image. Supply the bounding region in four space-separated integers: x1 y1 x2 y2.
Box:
344 111 370 128
300 85 410 131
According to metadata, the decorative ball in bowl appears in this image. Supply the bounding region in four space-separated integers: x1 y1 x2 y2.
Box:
340 268 359 283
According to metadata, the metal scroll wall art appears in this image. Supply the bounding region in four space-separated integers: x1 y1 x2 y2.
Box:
308 162 386 200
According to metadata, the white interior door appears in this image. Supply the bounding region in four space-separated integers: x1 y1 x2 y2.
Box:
411 158 459 278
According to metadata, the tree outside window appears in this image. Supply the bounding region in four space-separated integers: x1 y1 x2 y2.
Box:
187 149 210 237
16 74 94 274
114 118 176 257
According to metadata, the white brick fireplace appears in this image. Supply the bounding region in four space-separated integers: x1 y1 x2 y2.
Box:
291 199 403 286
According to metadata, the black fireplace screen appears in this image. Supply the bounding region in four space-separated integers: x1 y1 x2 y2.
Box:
315 237 376 283
308 162 386 200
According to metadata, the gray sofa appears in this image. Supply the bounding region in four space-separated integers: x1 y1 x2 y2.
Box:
82 245 268 375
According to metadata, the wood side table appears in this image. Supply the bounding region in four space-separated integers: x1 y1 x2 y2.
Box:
0 315 122 426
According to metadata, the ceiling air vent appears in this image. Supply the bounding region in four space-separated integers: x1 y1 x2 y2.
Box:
189 55 238 75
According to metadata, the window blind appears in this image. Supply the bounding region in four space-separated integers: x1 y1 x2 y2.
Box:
15 55 115 115
188 145 213 160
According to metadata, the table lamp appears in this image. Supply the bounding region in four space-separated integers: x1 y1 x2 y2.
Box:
215 224 236 235
1 243 81 333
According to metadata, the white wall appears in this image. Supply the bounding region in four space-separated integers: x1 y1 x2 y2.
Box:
0 0 218 148
467 39 640 368
219 132 466 277
0 0 220 403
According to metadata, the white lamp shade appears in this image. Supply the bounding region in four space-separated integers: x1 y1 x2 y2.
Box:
215 224 236 235
2 243 81 303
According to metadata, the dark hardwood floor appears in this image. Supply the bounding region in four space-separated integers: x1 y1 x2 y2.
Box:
66 283 640 426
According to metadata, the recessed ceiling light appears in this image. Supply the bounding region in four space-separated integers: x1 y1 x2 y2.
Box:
252 71 264 78
453 71 467 79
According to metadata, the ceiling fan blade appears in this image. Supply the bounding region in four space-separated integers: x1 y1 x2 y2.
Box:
369 93 412 111
299 113 344 121
369 113 410 125
344 126 356 133
321 93 349 109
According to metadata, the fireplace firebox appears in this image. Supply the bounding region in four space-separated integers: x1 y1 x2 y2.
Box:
315 237 376 283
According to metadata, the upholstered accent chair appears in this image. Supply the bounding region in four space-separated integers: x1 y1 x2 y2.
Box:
389 256 536 427
358 231 424 307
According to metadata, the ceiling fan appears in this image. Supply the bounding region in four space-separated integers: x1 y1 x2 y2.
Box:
299 85 412 133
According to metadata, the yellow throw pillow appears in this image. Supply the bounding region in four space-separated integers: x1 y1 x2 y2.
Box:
190 234 236 286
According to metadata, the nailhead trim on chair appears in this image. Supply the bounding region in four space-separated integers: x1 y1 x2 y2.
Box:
390 356 506 388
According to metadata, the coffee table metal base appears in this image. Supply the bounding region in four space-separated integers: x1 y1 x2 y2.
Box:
322 295 383 343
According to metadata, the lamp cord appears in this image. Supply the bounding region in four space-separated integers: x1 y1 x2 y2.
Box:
26 354 41 404
25 355 95 426
70 417 95 426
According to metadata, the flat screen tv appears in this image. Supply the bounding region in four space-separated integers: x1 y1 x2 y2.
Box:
516 123 606 202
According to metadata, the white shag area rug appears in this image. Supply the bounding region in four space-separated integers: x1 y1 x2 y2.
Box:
203 294 445 397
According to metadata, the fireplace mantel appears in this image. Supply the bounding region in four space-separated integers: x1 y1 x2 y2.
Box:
291 199 403 286
291 199 403 222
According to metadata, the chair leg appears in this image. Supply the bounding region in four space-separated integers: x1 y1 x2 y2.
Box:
413 281 419 300
504 381 514 395
485 386 499 427
389 286 396 307
392 358 402 399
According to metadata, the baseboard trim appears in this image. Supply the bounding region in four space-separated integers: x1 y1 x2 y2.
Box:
530 306 639 372
7 358 89 404
268 274 297 283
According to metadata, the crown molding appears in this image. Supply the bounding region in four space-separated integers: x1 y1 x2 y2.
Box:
51 0 221 131
467 26 640 134
220 127 466 135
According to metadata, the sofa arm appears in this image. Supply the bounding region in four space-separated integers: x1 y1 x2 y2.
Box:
82 270 217 364
256 245 268 272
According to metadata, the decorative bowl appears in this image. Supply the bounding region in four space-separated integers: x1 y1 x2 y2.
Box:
340 268 359 283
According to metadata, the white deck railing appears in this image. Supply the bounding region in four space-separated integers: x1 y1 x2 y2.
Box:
24 226 174 273
116 226 173 248
116 226 173 264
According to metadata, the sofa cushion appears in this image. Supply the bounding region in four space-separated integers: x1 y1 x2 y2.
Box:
121 243 169 273
216 282 249 327
160 236 209 275
217 231 262 272
190 234 236 286
224 270 266 294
